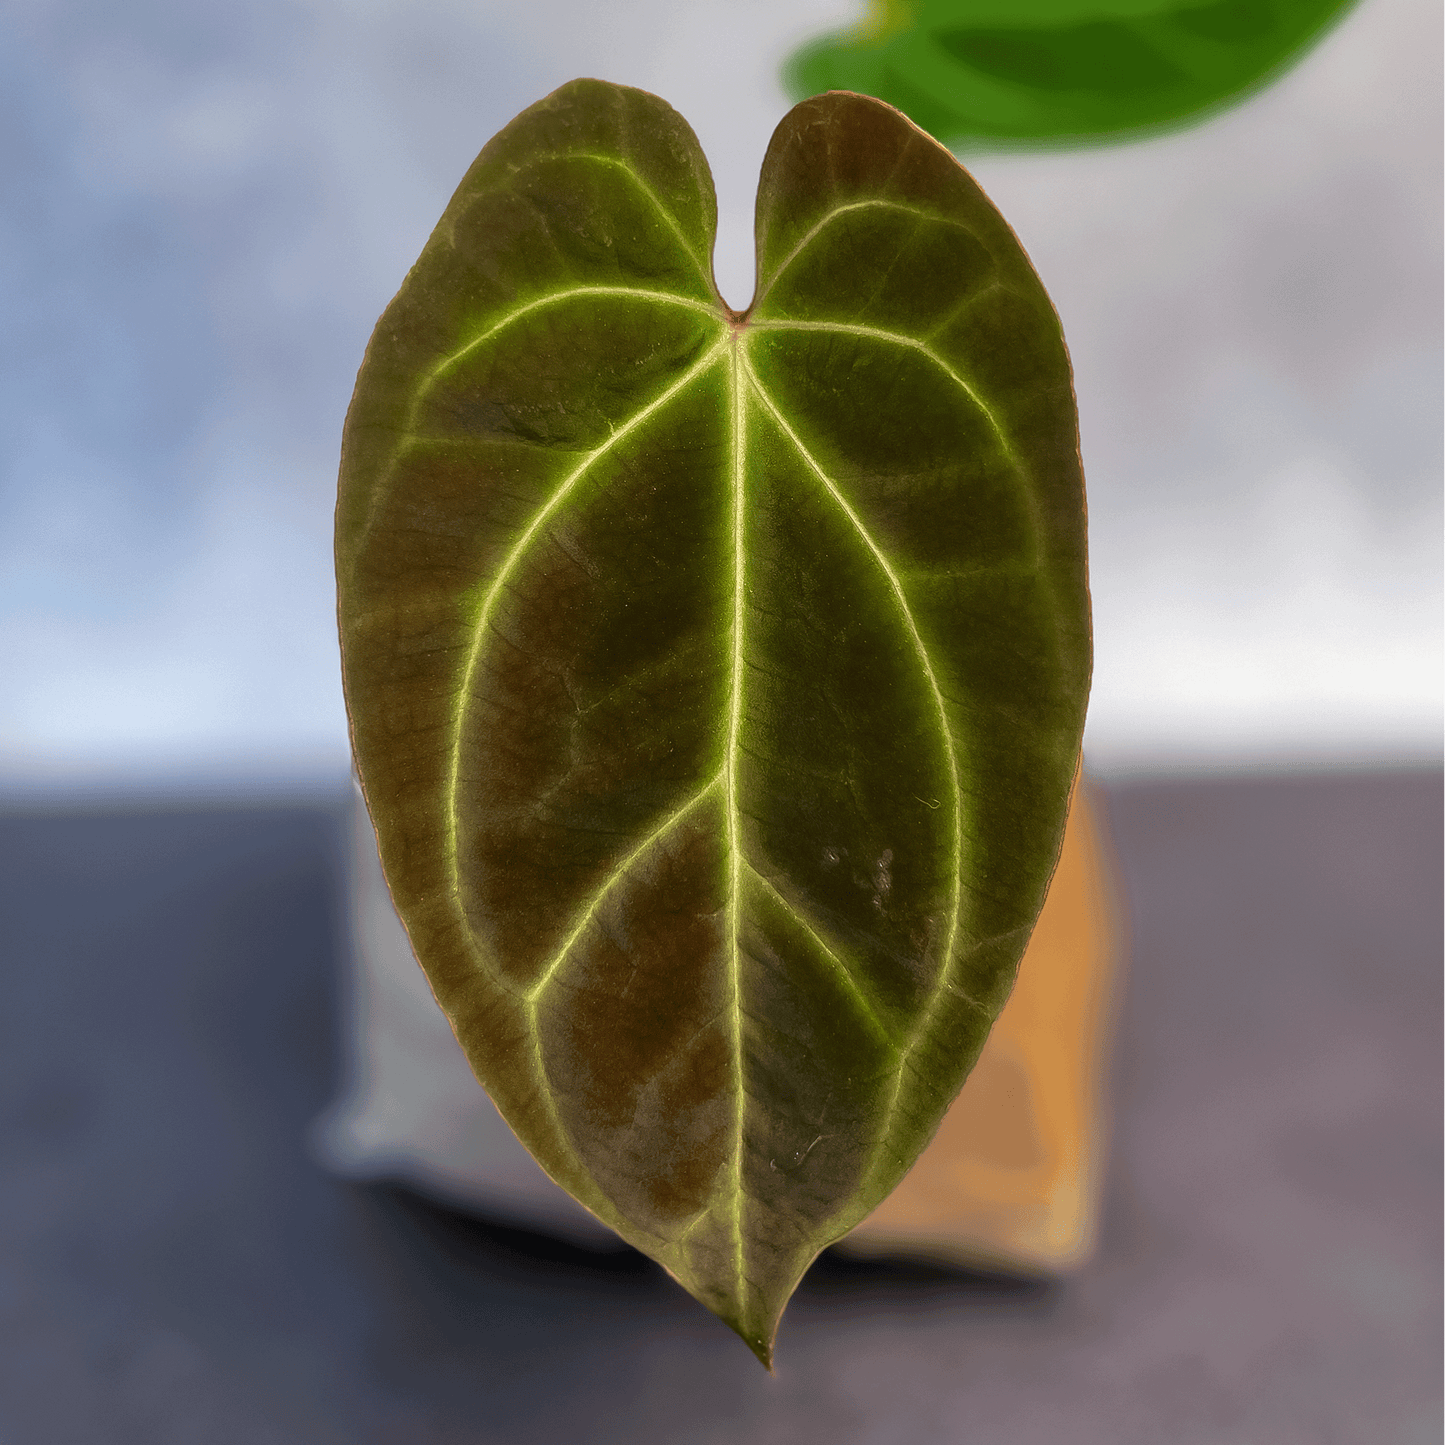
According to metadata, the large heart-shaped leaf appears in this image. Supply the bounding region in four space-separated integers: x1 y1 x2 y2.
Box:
336 79 1090 1364
785 0 1357 148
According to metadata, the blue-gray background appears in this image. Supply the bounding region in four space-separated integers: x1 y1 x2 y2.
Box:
2 0 1439 793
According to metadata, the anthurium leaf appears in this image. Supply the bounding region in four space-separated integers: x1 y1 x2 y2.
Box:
336 79 1090 1365
785 0 1357 148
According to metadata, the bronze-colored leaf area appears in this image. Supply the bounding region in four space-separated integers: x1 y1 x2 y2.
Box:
336 79 1090 1365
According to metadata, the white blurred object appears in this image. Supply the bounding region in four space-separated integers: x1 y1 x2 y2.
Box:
311 783 620 1246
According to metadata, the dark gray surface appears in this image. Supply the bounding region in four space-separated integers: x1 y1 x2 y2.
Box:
1 771 1439 1443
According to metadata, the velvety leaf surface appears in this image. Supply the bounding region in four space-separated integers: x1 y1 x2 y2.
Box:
336 79 1090 1363
785 0 1357 148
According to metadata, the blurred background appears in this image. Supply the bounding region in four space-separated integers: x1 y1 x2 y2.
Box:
1 1 1439 1440
1 0 1439 793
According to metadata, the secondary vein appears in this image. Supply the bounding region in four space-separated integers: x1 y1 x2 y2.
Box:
750 317 1045 569
549 151 714 288
525 774 723 1005
409 285 719 428
443 340 727 927
748 318 1020 474
744 862 896 1051
741 354 963 1014
755 198 972 309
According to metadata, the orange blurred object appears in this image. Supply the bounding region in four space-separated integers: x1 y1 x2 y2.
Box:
842 781 1124 1273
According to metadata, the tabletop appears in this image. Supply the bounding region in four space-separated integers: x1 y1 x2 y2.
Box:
1 767 1439 1444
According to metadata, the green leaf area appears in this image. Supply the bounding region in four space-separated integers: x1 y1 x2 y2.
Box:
785 0 1357 149
337 80 1090 1364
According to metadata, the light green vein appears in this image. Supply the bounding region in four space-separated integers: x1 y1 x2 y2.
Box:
497 148 714 288
525 774 723 1006
548 151 714 287
442 340 728 916
724 336 749 1303
746 344 1006 1175
743 862 897 1051
362 285 720 564
409 285 719 426
748 318 1021 473
740 353 964 1016
756 198 974 307
751 316 1044 560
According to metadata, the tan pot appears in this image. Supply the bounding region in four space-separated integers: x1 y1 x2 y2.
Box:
839 782 1124 1272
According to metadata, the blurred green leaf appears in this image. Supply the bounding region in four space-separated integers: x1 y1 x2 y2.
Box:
786 0 1358 148
337 79 1090 1364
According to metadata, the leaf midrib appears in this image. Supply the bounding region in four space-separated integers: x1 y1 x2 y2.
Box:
724 333 748 1302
